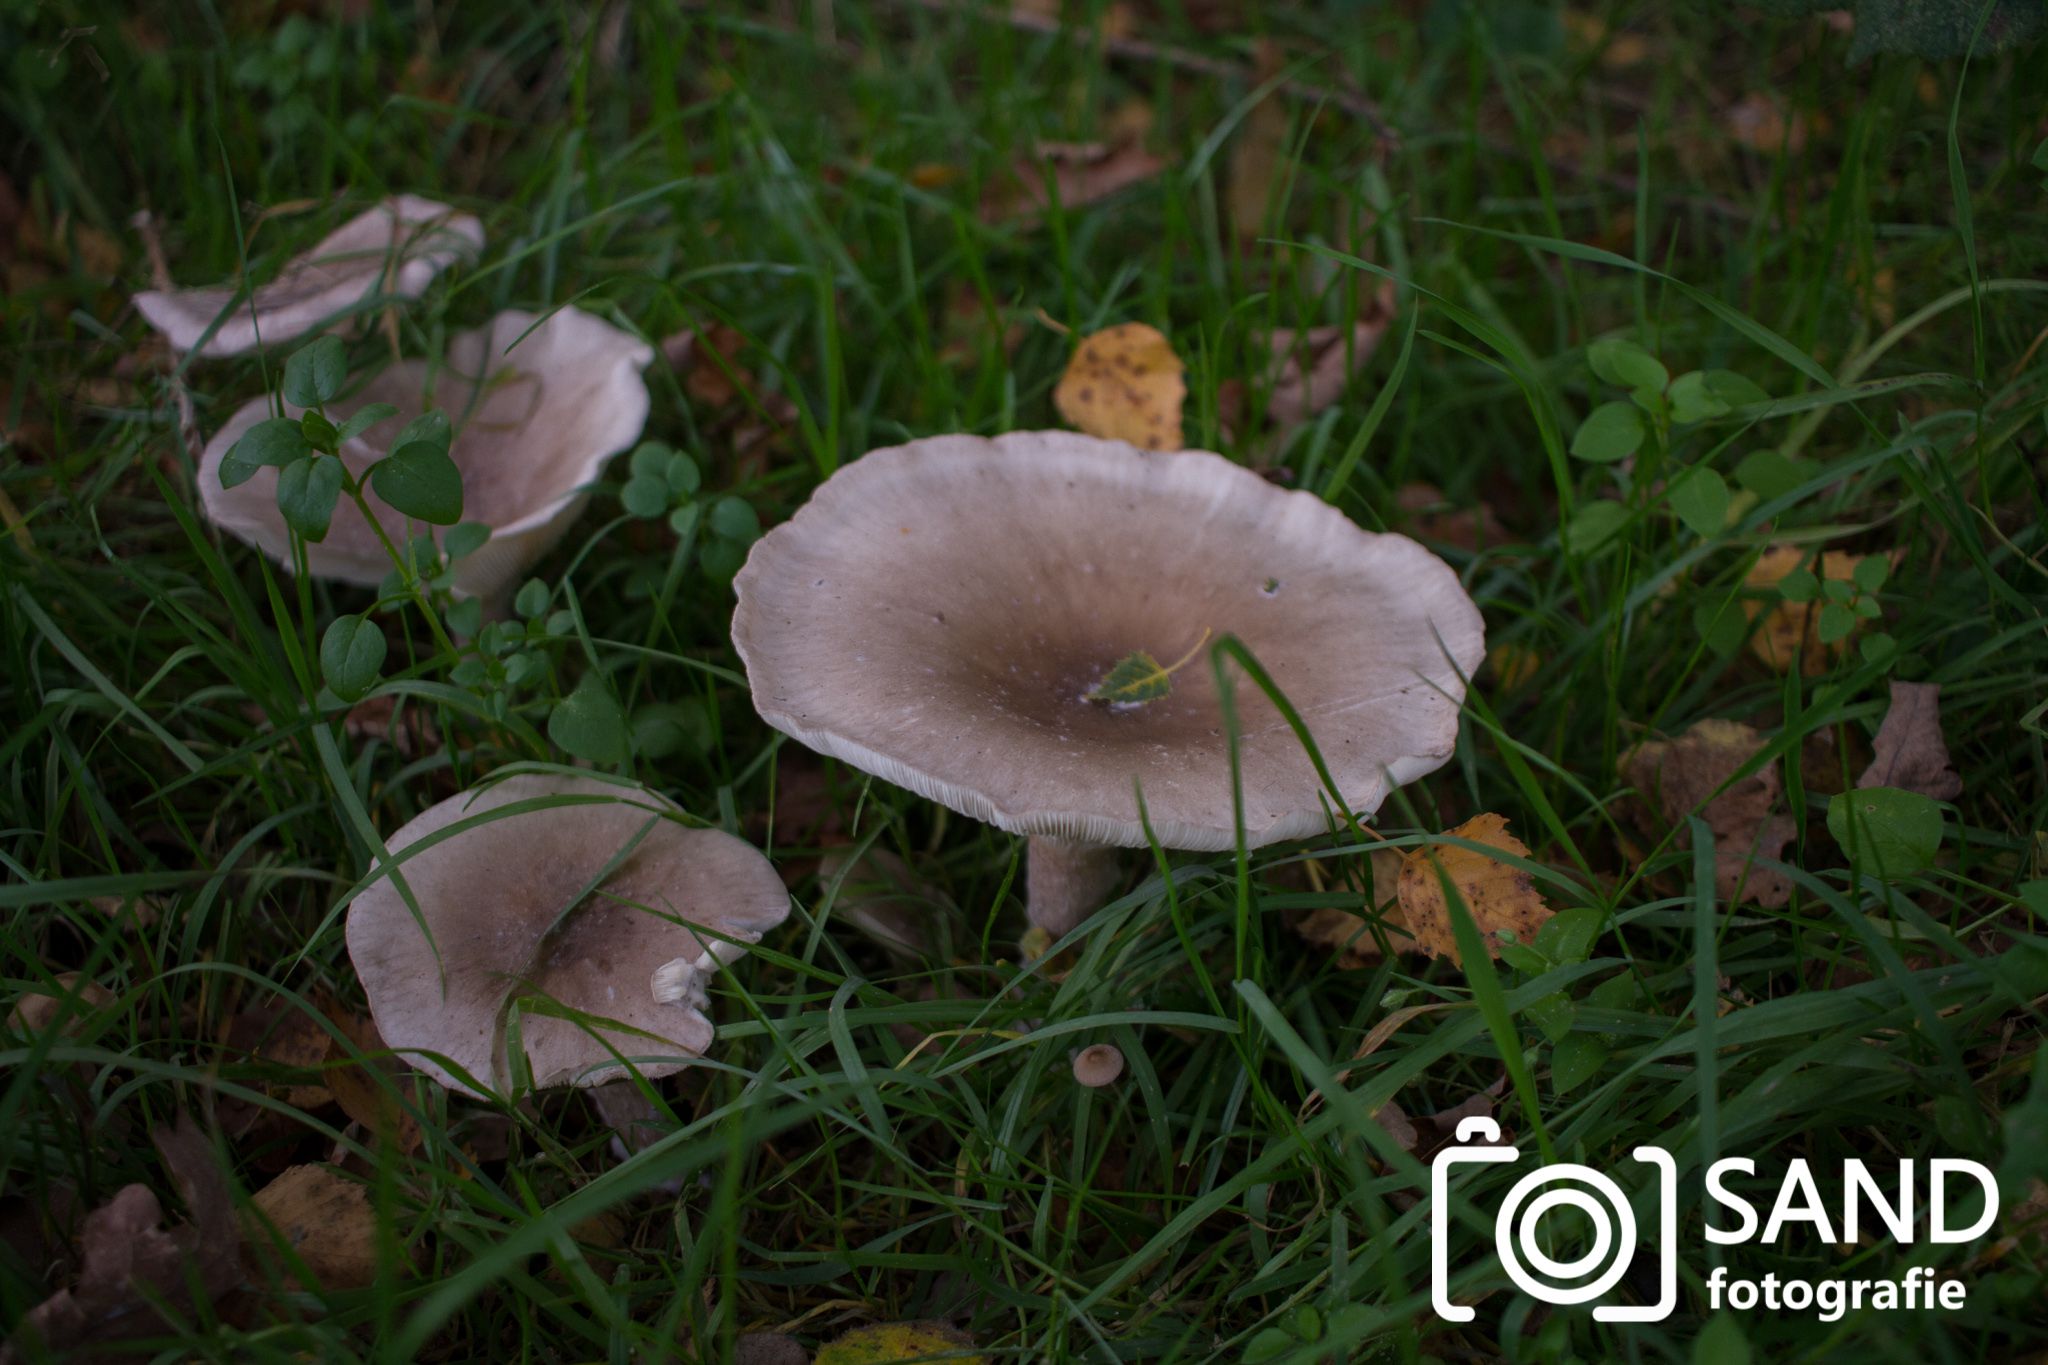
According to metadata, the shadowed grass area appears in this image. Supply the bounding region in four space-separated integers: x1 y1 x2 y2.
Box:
2 2 2046 1362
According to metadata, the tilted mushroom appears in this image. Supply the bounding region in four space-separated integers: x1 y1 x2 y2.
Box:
345 773 788 1097
198 306 654 602
733 431 1486 936
135 195 483 357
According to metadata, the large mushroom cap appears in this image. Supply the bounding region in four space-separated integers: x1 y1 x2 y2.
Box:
135 195 483 357
734 432 1485 852
199 306 653 600
345 773 788 1098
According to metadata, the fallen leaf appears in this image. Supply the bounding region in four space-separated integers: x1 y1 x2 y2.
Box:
815 1321 983 1365
1743 545 1883 675
818 846 946 960
343 693 441 759
7 1116 240 1360
1396 814 1554 964
1564 10 1653 66
1487 644 1542 691
0 172 21 264
246 1165 382 1291
980 140 1164 223
1859 680 1963 801
1226 41 1289 241
1352 1082 1510 1173
569 1209 627 1251
936 283 1025 370
322 1009 423 1156
8 974 113 1036
1291 847 1406 966
665 323 800 426
1726 92 1809 153
1369 1101 1419 1152
225 1002 336 1112
1394 482 1506 551
1261 283 1397 427
1052 322 1185 451
1621 719 1796 907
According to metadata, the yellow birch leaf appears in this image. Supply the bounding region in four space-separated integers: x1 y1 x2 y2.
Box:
1396 814 1553 965
1052 322 1185 451
815 1322 984 1365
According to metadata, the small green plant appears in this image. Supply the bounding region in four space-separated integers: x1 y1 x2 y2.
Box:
1776 552 1889 647
1566 337 1772 556
1241 1300 1381 1363
221 336 469 702
617 440 763 583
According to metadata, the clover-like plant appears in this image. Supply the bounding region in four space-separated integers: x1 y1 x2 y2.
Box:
616 440 763 584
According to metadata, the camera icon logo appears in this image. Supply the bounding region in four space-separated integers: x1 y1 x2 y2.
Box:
1431 1117 1678 1323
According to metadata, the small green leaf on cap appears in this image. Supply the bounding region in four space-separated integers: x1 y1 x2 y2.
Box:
1084 628 1211 706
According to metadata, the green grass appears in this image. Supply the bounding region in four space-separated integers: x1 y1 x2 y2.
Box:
4 3 2047 1362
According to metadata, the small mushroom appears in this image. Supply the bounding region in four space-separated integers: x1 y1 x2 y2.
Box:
1072 1043 1125 1088
733 431 1485 936
135 195 483 356
198 306 654 602
344 773 788 1098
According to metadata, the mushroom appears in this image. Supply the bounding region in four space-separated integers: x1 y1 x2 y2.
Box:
198 305 654 602
135 195 483 357
344 773 788 1097
1072 1043 1125 1088
732 431 1485 936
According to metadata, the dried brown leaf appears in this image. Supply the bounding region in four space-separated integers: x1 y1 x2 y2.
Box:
1226 42 1289 241
1859 680 1963 801
1262 283 1397 427
1394 482 1506 552
322 1010 422 1155
980 140 1164 223
1726 92 1810 154
1290 847 1406 966
5 1116 239 1362
1621 718 1795 907
246 1165 382 1291
818 846 945 960
1396 814 1554 964
8 975 113 1036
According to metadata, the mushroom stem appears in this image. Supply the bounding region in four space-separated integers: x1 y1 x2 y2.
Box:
1026 838 1125 937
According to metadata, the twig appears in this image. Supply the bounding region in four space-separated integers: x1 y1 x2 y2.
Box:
129 209 203 470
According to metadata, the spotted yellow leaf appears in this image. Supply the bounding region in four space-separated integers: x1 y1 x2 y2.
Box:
1396 813 1553 965
1053 322 1185 451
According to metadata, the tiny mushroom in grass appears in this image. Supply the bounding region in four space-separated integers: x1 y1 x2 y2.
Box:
1072 1043 1125 1088
732 431 1485 937
344 773 788 1098
135 195 483 357
199 306 653 603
